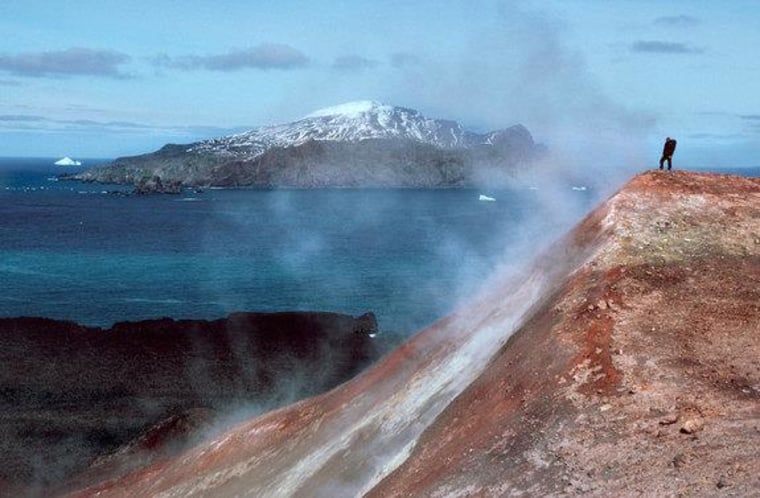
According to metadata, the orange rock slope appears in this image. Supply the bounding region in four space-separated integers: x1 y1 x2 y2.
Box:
68 171 760 497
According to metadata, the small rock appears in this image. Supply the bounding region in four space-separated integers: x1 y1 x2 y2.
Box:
672 453 687 469
680 418 704 434
659 413 679 425
716 475 729 489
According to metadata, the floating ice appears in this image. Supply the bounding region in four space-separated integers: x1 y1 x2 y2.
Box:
54 157 82 166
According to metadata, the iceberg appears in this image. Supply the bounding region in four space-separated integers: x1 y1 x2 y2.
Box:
478 194 496 202
54 157 82 166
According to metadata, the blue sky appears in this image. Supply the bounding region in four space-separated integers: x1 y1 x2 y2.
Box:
1 0 759 168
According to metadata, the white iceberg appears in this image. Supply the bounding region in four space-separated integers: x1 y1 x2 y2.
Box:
478 194 496 202
54 157 82 166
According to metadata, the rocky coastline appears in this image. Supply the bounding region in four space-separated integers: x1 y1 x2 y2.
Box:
0 311 379 493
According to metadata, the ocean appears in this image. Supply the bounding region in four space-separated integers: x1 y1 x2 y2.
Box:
2 158 755 337
0 158 541 336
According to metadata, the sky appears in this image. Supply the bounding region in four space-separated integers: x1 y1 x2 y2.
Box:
1 0 759 168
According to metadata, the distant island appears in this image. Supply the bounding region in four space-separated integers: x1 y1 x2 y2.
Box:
65 101 543 192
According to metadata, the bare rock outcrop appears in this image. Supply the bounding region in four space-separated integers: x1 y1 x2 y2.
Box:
0 311 379 495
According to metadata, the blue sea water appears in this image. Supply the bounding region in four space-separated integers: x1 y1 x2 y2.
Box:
0 158 540 335
1 158 755 335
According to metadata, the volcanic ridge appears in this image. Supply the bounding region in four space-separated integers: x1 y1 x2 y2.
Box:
50 170 760 497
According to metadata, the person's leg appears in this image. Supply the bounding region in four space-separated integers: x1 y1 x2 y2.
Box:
667 157 672 170
659 156 665 170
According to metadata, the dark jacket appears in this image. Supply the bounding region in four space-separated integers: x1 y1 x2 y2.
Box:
662 138 677 157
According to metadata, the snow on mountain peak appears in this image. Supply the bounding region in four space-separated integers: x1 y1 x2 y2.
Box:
186 101 528 160
304 100 393 119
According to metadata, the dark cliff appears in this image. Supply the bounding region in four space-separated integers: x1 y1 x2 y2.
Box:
0 311 378 493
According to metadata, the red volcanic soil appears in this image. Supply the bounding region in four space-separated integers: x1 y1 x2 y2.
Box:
373 171 760 497
64 171 760 497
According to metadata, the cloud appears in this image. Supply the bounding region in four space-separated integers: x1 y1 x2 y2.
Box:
375 2 655 194
738 115 760 134
630 41 704 54
0 48 131 78
153 44 309 71
0 114 46 122
332 55 379 72
0 113 246 138
688 131 747 141
390 52 423 69
695 110 735 118
397 5 654 132
653 15 700 27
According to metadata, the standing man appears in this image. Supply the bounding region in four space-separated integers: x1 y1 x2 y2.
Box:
659 137 677 170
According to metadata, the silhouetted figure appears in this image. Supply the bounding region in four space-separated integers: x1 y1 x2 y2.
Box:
659 137 677 170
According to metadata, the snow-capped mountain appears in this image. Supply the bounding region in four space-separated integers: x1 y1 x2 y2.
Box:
72 101 541 190
186 100 511 159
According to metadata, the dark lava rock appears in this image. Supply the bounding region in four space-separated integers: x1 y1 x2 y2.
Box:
133 174 183 194
0 311 379 491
